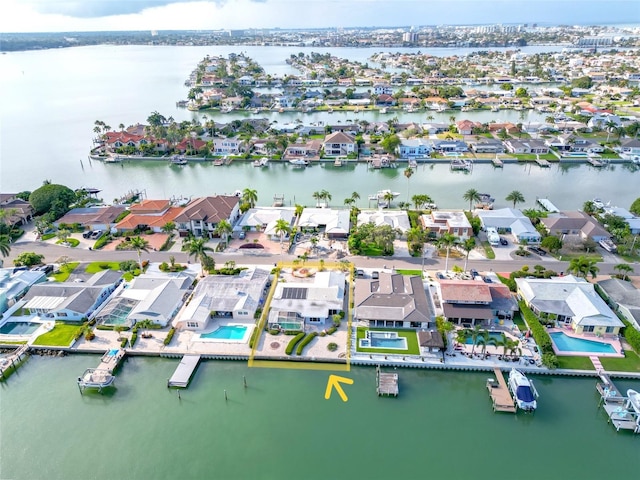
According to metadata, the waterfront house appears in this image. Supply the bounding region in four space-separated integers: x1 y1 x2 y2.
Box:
430 140 469 153
175 138 208 154
211 137 244 155
357 210 411 237
420 210 473 241
376 94 396 106
0 269 46 315
0 194 34 227
488 123 520 135
596 278 640 331
176 267 269 331
516 276 624 336
476 208 541 244
438 280 517 326
174 195 241 239
354 272 435 328
268 271 345 330
397 138 432 159
373 84 393 96
619 138 640 157
54 206 126 231
455 120 477 135
468 138 505 154
503 139 549 155
21 270 122 322
297 208 350 238
236 207 296 240
283 140 323 162
602 206 640 235
540 211 610 242
93 271 195 328
322 132 357 157
115 199 183 233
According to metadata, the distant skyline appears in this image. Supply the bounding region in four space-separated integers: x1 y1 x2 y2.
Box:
1 0 638 33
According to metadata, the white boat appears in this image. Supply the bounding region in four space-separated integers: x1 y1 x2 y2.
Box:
253 157 269 167
627 389 640 414
379 107 388 114
289 158 308 166
475 193 495 210
171 155 187 165
450 159 472 171
77 368 115 391
508 369 538 412
368 189 401 201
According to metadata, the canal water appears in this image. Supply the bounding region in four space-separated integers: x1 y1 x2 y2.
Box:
0 45 637 210
1 355 639 480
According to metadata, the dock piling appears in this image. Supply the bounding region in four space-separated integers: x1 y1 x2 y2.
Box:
224 389 228 401
243 376 247 388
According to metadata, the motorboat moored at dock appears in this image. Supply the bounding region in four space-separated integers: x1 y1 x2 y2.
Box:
508 368 538 412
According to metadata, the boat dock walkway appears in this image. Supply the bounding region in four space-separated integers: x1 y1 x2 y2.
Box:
491 157 504 167
96 348 126 373
535 158 551 167
536 198 560 213
596 370 640 433
168 354 202 388
0 344 30 380
376 366 398 397
486 368 516 413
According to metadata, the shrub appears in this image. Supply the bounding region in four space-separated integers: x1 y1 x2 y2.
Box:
519 300 553 355
319 331 327 337
268 329 280 335
164 327 176 346
327 342 338 352
621 319 640 354
285 332 305 355
542 352 559 369
296 332 318 355
120 337 128 348
326 326 337 335
94 234 110 250
130 332 138 347
248 325 260 349
84 329 95 341
284 330 301 335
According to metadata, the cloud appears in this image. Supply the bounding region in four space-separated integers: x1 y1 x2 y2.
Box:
21 0 263 18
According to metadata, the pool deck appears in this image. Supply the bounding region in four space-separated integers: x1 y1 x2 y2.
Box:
549 328 624 358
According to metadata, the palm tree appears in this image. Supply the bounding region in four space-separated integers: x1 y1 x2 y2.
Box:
605 120 617 143
463 188 481 211
274 218 291 253
437 232 458 272
161 221 176 237
476 330 498 358
0 234 11 258
57 229 71 245
461 237 476 272
215 219 233 245
344 197 355 207
242 188 258 209
312 191 322 207
567 255 600 279
613 263 633 280
184 237 214 276
350 191 360 205
404 167 413 202
469 325 483 356
505 190 525 209
129 236 150 272
383 191 395 208
320 190 332 207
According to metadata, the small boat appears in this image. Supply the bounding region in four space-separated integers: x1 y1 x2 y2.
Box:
213 156 228 166
379 107 388 114
252 108 259 114
475 193 495 210
253 157 269 167
450 159 472 171
508 369 538 412
171 155 187 165
77 368 115 391
289 158 308 167
408 160 418 168
328 108 334 114
592 198 605 209
491 105 499 112
627 389 640 414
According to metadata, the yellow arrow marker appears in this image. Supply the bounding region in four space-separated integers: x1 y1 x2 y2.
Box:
324 374 354 402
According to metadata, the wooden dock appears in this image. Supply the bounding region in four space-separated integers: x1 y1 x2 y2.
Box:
535 158 551 167
168 354 201 388
486 368 516 413
0 344 29 380
272 194 285 207
588 158 604 167
491 157 504 167
376 366 398 397
96 348 126 373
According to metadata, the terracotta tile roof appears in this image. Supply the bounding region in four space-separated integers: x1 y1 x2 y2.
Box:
439 280 493 303
116 206 183 230
324 131 355 144
129 199 171 214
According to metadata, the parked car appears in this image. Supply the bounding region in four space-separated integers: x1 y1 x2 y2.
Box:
33 264 54 274
371 271 379 279
483 276 493 283
82 230 93 239
436 272 445 280
527 246 546 256
470 269 479 278
500 237 508 246
356 269 365 277
90 230 104 240
238 231 246 240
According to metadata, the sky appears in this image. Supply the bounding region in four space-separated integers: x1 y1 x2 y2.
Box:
0 0 638 33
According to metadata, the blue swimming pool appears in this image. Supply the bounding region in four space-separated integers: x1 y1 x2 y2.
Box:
0 322 40 335
365 331 408 349
550 332 616 354
465 332 504 344
200 325 248 340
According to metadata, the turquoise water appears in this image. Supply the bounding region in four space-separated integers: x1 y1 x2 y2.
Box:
465 331 505 345
369 332 408 349
0 321 40 335
201 325 248 340
2 356 640 480
277 321 303 330
550 332 617 354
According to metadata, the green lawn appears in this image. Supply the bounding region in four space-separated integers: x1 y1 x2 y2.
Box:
85 261 121 274
355 327 420 355
600 351 640 373
32 323 84 347
512 311 527 331
52 262 80 282
481 241 496 260
557 356 595 370
56 238 80 247
360 244 385 256
513 153 558 161
396 269 423 276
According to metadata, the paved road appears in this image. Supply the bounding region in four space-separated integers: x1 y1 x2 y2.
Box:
4 237 637 277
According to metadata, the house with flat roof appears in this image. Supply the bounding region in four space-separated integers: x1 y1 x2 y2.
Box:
354 272 434 329
596 278 640 331
176 267 270 331
93 271 195 328
268 271 345 330
174 195 241 238
420 210 473 240
357 210 411 237
236 207 296 240
516 275 624 335
0 269 46 315
21 270 122 321
540 211 610 242
438 280 517 326
476 208 541 244
297 208 350 238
